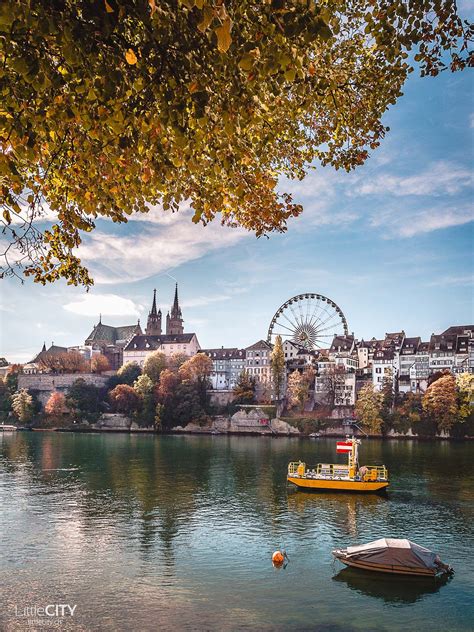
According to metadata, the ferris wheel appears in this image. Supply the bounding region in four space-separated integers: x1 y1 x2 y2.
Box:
267 293 349 351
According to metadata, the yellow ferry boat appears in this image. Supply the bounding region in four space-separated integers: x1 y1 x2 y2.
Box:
287 437 389 493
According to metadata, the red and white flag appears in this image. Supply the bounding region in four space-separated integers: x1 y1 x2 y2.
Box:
336 441 353 453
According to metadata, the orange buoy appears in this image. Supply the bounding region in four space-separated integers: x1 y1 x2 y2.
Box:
272 550 284 565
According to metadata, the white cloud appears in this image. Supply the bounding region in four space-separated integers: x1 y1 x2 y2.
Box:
283 169 360 228
353 161 472 197
79 209 248 284
370 206 474 238
63 293 142 317
426 274 474 288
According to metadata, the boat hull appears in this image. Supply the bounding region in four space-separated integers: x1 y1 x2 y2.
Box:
287 476 389 493
335 557 435 577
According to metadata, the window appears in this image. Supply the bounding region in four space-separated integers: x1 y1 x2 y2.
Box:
375 367 382 374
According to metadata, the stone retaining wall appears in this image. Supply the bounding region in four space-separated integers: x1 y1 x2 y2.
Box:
18 373 109 406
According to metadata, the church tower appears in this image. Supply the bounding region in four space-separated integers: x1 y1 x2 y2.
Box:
146 289 162 335
166 283 184 335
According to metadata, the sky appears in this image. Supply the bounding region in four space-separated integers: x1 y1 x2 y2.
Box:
1 67 473 363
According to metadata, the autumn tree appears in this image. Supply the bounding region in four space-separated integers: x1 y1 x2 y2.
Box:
232 370 256 405
397 392 424 426
179 353 213 407
286 369 313 412
270 336 285 402
11 389 33 423
423 373 458 433
39 350 87 374
5 364 22 394
167 353 189 372
143 352 167 384
44 391 70 426
355 384 384 434
319 363 345 407
456 373 474 421
91 353 110 374
1 1 471 285
109 384 141 415
156 369 180 403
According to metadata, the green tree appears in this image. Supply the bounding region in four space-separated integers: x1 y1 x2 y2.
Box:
380 369 394 421
108 361 142 389
143 352 167 384
423 374 458 433
456 373 474 420
1 1 471 285
11 389 33 423
232 370 256 404
270 335 285 402
355 383 383 434
0 379 12 421
172 381 208 427
5 364 23 394
67 378 104 419
133 374 156 426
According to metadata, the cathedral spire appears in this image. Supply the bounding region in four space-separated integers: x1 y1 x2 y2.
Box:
166 283 184 334
146 289 162 335
151 289 158 315
172 283 179 316
42 342 46 353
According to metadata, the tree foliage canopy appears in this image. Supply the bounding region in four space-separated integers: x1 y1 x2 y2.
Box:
355 382 383 433
422 373 458 432
1 0 472 284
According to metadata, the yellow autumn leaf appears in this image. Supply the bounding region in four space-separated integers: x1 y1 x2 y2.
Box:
125 49 138 65
104 0 114 13
215 17 232 53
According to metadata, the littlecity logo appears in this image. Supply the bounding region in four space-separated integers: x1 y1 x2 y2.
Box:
14 604 77 627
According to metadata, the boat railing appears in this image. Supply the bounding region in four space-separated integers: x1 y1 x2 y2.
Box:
362 465 389 481
288 461 306 477
288 462 388 481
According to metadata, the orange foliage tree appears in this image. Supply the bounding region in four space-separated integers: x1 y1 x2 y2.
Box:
109 384 140 415
422 373 458 433
45 391 69 418
91 354 110 374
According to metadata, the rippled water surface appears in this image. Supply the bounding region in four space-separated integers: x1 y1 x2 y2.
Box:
1 433 473 631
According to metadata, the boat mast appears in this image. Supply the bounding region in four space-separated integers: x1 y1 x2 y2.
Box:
348 436 359 478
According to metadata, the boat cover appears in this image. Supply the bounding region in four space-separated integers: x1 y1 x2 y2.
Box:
345 538 438 570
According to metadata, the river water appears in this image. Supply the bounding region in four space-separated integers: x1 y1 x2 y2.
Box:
0 432 473 631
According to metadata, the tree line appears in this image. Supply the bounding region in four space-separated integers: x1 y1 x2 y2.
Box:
1 351 260 429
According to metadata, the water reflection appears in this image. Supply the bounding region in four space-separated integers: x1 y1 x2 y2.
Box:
1 433 474 631
333 566 451 605
287 490 387 538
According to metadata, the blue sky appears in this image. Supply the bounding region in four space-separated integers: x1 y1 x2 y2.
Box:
1 68 473 363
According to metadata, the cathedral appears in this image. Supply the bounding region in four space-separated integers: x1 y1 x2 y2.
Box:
123 285 200 366
81 284 197 370
145 284 184 336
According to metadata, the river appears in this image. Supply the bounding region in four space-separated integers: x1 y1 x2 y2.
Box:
0 432 473 631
